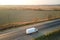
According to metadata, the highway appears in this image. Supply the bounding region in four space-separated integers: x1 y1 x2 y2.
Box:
0 19 60 40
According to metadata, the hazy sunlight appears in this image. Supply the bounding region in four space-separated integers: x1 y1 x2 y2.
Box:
0 0 60 5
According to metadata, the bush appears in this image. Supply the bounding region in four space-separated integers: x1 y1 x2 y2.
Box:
35 30 60 40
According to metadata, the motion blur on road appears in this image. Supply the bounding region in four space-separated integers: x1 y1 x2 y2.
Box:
0 19 60 40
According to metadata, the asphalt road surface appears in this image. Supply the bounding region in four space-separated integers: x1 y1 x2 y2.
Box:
0 19 60 40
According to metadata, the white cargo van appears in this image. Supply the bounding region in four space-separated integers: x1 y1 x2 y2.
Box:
26 27 38 34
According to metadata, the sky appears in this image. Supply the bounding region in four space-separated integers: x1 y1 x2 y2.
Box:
0 0 60 5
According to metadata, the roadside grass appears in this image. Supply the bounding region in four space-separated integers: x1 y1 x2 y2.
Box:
0 18 60 31
35 30 60 40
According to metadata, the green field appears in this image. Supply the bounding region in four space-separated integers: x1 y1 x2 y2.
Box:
0 10 60 30
0 10 60 25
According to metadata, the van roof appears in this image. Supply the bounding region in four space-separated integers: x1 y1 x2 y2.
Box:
27 27 36 30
